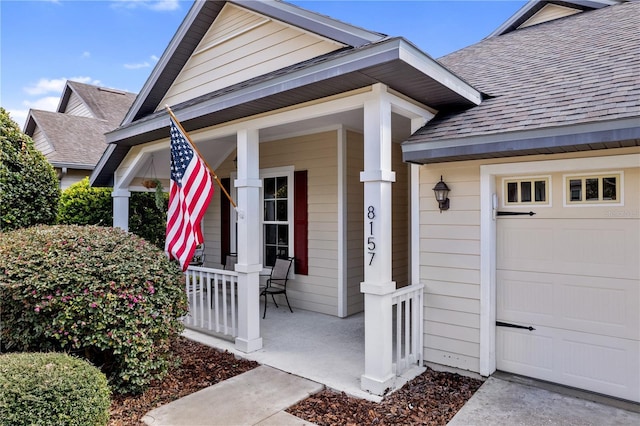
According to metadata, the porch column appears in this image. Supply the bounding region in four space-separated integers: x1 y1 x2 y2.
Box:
234 128 263 353
112 189 131 231
360 85 396 395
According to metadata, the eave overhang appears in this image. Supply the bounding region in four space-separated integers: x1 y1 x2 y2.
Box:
91 37 481 186
402 116 640 164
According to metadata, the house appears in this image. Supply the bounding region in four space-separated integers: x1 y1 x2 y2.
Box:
24 81 136 189
91 0 639 401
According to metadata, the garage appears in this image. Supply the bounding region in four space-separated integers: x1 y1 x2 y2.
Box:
495 168 640 402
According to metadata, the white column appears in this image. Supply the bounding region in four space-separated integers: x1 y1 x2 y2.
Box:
360 86 397 395
112 189 131 231
234 128 263 353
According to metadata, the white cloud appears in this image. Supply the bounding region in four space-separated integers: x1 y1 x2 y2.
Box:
124 61 150 70
24 96 61 112
82 51 91 58
7 109 29 130
111 0 181 12
24 76 100 96
124 55 159 69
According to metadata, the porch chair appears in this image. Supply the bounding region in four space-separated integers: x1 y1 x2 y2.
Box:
260 256 294 319
223 253 237 271
189 244 205 266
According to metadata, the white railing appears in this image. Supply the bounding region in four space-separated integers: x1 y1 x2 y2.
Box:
184 266 239 339
391 284 424 375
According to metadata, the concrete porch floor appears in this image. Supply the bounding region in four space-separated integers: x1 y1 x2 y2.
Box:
182 303 424 402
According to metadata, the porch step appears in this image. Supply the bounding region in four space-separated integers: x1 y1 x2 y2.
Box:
142 365 322 425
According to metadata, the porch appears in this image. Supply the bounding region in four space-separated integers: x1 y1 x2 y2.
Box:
182 265 425 400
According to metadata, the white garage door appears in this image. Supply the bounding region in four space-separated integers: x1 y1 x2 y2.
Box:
496 180 640 402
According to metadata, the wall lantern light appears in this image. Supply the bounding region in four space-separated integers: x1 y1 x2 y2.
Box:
433 176 450 213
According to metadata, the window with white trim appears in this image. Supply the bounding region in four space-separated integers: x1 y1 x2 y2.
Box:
263 175 291 267
503 177 550 205
565 173 621 204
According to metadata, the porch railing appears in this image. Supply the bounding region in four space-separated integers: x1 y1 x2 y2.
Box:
184 265 238 340
391 284 424 376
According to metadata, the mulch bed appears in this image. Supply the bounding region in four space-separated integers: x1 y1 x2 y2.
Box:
108 336 259 425
288 368 483 425
109 337 483 425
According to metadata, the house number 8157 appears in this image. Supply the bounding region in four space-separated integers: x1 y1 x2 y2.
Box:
367 206 375 266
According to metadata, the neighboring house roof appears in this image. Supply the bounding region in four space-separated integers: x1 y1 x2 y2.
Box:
403 1 640 164
91 0 482 186
24 81 136 169
59 80 137 127
26 110 115 169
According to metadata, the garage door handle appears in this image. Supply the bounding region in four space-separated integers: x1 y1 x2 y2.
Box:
496 211 536 216
496 321 535 331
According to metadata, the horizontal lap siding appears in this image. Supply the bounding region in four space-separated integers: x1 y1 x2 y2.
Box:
261 131 339 316
420 164 481 373
64 92 93 118
346 131 364 315
161 4 343 108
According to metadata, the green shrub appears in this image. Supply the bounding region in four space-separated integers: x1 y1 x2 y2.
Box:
57 177 168 248
0 352 110 426
57 177 112 226
0 225 188 394
0 107 59 231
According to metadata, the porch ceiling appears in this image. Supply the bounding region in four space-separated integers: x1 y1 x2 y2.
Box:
129 109 411 183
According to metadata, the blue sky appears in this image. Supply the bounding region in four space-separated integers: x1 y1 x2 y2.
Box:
1 0 527 129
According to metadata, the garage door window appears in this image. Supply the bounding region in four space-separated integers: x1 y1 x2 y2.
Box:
565 173 621 204
503 177 549 205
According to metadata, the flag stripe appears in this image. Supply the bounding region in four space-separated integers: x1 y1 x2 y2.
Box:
165 117 214 271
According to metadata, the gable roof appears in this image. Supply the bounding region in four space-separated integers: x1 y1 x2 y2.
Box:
58 80 137 127
122 0 387 126
488 0 624 37
26 110 116 169
403 1 640 164
91 0 482 186
24 81 136 169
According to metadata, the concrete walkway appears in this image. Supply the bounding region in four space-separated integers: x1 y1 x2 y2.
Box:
142 366 321 425
448 376 640 426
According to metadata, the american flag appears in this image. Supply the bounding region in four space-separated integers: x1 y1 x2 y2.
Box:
165 117 214 271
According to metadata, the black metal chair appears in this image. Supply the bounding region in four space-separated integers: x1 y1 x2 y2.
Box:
260 257 294 319
223 253 237 271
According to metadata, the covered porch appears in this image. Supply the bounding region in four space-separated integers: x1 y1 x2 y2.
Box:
182 271 424 401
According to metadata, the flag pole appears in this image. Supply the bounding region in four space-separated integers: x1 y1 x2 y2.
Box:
165 105 237 208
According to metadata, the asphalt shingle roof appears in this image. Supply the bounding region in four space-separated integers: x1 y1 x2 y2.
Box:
30 110 115 167
407 1 640 144
28 82 136 168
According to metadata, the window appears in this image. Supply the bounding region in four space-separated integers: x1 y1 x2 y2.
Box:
565 173 621 204
503 177 549 205
263 175 290 267
224 167 307 274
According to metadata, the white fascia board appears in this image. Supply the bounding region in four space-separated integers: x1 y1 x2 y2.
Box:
398 39 482 106
233 0 385 47
402 116 640 155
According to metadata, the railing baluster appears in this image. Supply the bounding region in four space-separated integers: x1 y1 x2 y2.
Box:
184 266 239 340
391 284 424 376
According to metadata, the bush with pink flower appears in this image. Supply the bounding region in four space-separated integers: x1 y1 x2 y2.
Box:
0 225 188 394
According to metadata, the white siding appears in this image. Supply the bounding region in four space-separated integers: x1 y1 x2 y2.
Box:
64 91 93 118
161 3 345 107
420 147 640 376
59 170 90 190
519 4 581 29
420 164 482 373
392 141 410 287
